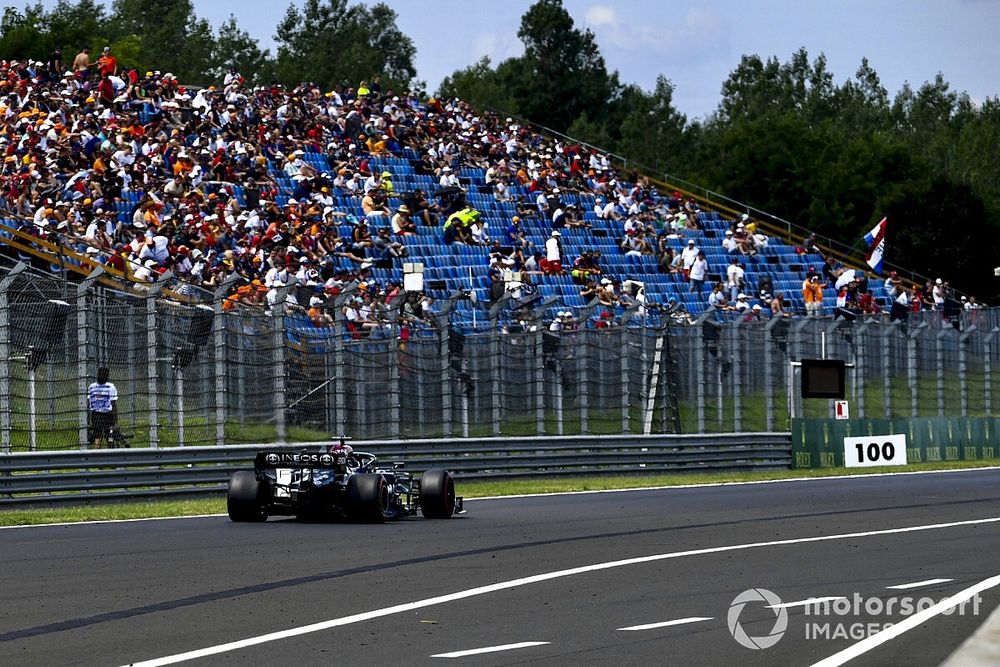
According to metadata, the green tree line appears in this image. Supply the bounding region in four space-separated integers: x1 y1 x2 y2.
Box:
0 0 414 89
2 0 997 295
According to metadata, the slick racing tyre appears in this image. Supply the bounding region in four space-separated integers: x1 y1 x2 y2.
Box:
347 474 390 523
227 471 268 522
419 469 456 519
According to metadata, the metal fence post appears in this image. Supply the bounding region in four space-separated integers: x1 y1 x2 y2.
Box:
958 325 974 417
620 327 630 434
213 277 237 446
0 263 26 453
985 328 997 417
144 273 169 448
731 317 743 432
535 328 544 436
272 285 294 444
763 316 783 431
694 314 708 433
439 323 451 438
936 328 948 417
882 323 892 418
388 320 401 440
490 318 501 436
909 322 928 417
789 319 812 420
855 321 868 419
333 320 345 437
578 329 589 434
77 268 104 448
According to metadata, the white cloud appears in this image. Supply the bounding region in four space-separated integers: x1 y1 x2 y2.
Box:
584 5 619 27
470 32 522 64
584 6 731 66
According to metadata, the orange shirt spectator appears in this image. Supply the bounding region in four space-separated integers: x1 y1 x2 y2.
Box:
98 48 117 77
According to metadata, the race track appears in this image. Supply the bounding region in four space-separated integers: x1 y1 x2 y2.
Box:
2 468 999 666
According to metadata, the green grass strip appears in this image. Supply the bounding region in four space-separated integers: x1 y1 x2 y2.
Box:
1 460 996 527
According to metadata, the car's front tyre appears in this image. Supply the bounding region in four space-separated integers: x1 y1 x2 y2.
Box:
419 469 456 519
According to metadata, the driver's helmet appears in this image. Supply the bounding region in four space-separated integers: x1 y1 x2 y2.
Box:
328 443 353 456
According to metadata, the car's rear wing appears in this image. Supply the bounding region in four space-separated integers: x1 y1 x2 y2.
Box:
254 451 348 472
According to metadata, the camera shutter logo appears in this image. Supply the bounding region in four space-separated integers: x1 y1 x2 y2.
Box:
727 588 788 650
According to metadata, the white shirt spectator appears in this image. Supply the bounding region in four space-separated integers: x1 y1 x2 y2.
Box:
439 169 459 188
932 281 946 306
835 270 858 290
727 262 744 288
689 256 708 281
721 232 738 253
545 235 561 262
680 243 699 269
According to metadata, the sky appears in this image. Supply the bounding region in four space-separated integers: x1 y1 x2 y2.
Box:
31 0 1000 120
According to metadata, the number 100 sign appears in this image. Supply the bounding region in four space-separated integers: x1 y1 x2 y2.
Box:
843 434 907 468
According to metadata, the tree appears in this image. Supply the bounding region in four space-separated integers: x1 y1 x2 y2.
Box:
438 56 515 112
273 0 415 89
508 0 616 132
616 76 689 174
209 15 270 84
108 0 214 80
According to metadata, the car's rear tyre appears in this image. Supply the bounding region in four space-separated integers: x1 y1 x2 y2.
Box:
347 474 389 523
228 471 267 522
419 469 455 519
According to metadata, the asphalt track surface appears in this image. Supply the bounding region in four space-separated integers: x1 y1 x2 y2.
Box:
2 469 999 667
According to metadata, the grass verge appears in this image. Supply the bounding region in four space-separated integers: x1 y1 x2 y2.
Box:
1 459 996 527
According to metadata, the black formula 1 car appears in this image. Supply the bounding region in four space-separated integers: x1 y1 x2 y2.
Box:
227 441 463 523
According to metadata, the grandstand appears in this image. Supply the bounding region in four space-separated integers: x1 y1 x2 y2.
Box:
0 105 875 332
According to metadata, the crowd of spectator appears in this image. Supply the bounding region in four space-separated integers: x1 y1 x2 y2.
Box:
0 50 984 332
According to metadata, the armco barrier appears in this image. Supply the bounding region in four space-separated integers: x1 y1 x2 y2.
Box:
0 433 791 506
791 418 1000 468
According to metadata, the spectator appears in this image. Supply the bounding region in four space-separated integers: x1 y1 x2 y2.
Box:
680 239 699 275
721 229 738 254
86 367 118 448
884 271 902 298
803 275 825 317
932 278 947 308
733 293 750 312
770 292 789 317
542 230 563 275
708 283 732 310
72 46 92 77
391 205 417 236
689 251 707 294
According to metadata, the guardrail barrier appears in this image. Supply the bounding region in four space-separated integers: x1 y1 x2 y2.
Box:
0 433 791 505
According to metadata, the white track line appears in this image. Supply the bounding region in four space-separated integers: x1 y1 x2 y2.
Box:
811 574 1000 667
469 465 1000 501
618 617 713 631
123 516 1000 667
886 578 953 590
7 464 1000 530
431 641 549 658
768 597 846 610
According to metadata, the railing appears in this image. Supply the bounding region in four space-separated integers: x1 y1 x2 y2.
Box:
0 433 793 505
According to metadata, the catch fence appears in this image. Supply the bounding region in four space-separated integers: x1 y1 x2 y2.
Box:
0 263 997 451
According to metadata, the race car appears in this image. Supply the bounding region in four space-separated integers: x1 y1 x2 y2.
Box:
226 440 463 523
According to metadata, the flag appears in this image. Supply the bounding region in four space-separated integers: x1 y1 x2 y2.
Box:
864 217 887 273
